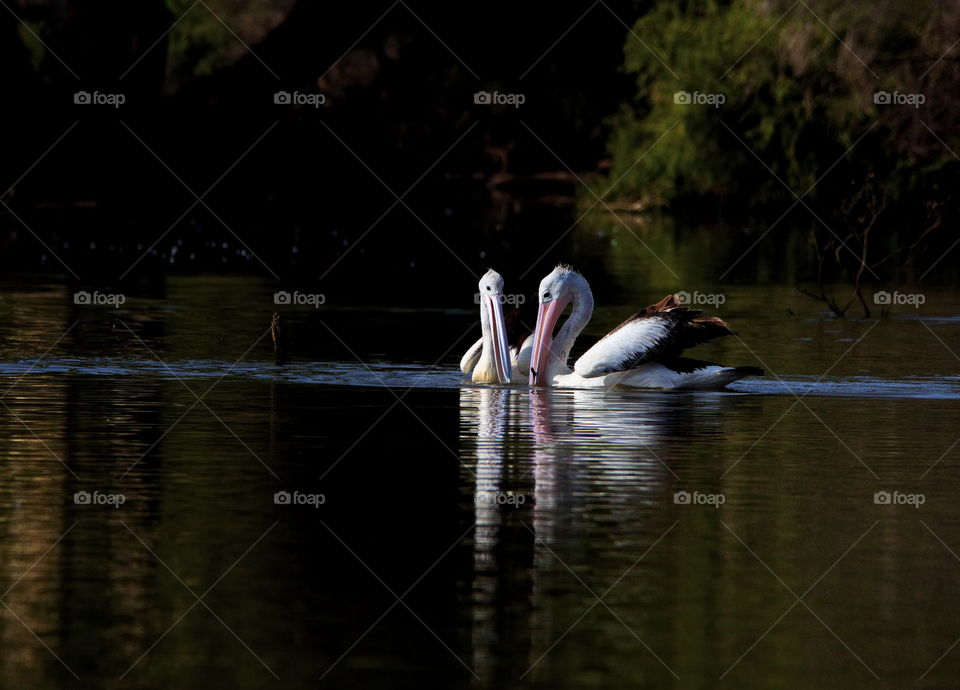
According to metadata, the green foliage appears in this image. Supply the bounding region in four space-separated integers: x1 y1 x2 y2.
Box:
165 0 236 88
605 0 959 214
17 22 46 71
163 0 292 90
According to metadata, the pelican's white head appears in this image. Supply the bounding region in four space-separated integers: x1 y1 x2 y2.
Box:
529 265 594 385
536 265 588 306
478 268 505 297
473 268 512 384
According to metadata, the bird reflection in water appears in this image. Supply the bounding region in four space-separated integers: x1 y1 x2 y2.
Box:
459 386 526 684
459 385 740 684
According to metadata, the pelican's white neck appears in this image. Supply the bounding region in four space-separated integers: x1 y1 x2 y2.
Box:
551 278 593 368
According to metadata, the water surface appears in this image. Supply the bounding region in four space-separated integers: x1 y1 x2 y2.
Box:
1 274 959 688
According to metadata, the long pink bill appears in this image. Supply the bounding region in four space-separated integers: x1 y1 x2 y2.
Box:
528 295 571 386
484 293 512 384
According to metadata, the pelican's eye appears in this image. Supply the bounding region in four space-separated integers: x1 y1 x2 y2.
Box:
486 285 491 291
543 291 551 299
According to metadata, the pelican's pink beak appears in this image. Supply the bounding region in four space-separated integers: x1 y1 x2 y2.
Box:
484 293 512 384
529 294 572 386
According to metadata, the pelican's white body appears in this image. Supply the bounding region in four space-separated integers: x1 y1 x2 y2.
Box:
461 334 533 384
573 319 671 378
542 359 748 390
529 266 761 390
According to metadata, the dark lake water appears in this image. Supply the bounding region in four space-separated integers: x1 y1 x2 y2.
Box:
1 263 959 688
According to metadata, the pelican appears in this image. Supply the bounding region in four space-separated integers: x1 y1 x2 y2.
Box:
460 269 532 384
528 265 763 389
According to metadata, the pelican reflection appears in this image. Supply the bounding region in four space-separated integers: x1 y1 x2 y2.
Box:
459 386 742 684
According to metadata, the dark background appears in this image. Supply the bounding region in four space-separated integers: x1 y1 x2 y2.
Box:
2 0 643 304
2 0 957 309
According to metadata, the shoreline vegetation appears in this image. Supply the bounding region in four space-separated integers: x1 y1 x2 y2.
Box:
2 1 956 313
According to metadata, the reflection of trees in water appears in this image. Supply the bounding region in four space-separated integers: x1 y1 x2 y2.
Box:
0 374 162 679
0 294 284 682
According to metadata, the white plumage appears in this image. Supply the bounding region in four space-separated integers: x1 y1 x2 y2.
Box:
574 317 673 378
529 266 763 389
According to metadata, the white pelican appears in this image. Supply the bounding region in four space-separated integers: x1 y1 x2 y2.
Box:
460 269 531 384
528 265 763 389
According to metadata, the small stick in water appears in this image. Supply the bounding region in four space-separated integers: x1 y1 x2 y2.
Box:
271 312 288 365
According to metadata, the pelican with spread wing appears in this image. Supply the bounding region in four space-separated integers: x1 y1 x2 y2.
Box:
528 266 763 389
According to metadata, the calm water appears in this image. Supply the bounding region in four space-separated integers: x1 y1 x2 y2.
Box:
1 271 959 689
